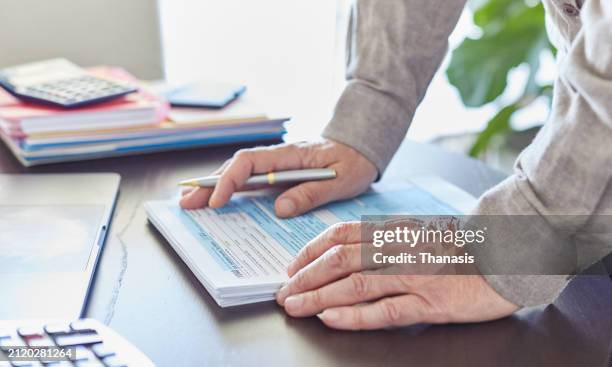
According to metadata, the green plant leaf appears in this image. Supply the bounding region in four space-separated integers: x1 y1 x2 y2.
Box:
473 0 528 32
469 103 519 157
446 3 547 107
467 84 551 157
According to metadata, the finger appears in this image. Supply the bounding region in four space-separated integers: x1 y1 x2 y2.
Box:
278 243 364 305
274 170 345 218
179 160 232 209
288 222 362 277
317 294 428 330
181 182 277 209
208 145 309 208
181 187 196 196
283 274 408 317
180 187 214 209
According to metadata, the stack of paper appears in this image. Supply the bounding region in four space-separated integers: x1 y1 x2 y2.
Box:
0 68 288 166
145 176 476 307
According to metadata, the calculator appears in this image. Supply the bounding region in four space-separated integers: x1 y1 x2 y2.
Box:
0 59 138 109
0 319 154 367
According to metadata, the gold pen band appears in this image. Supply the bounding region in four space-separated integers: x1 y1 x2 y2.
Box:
267 172 276 185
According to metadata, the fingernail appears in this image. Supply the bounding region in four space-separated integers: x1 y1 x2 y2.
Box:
276 198 296 217
284 295 304 311
208 192 222 208
286 262 297 276
318 309 339 322
276 286 288 305
286 268 294 277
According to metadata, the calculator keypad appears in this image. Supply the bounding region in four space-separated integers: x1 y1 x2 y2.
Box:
21 75 136 108
0 321 127 367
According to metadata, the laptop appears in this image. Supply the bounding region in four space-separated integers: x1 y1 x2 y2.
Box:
0 173 120 319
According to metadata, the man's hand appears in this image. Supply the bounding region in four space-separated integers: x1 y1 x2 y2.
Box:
180 140 378 218
276 222 519 330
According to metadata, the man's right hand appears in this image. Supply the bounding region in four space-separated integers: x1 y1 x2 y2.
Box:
179 139 378 218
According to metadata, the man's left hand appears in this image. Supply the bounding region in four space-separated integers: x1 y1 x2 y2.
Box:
276 222 519 330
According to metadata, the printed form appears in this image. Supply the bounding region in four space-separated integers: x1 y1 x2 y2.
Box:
145 176 475 306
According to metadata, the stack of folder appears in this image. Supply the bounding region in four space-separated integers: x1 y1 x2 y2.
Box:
0 67 289 166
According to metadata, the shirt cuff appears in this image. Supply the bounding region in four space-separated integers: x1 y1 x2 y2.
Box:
322 82 414 176
470 176 571 307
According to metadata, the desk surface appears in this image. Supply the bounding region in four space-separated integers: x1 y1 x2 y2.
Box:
1 140 611 367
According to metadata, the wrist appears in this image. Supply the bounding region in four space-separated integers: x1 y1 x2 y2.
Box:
321 137 380 181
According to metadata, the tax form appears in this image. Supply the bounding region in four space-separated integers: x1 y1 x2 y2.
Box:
145 176 476 307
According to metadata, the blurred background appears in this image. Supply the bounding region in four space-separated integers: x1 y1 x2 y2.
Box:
160 0 556 173
1 0 556 172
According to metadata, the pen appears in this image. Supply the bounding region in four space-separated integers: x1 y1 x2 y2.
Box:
178 168 337 188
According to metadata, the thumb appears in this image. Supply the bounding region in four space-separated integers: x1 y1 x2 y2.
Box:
275 180 339 218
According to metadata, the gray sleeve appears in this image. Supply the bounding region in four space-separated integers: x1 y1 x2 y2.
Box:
471 0 612 307
322 0 467 174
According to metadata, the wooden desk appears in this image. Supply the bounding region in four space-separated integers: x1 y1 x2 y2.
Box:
1 140 610 367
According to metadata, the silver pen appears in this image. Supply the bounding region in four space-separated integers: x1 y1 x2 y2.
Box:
178 168 337 188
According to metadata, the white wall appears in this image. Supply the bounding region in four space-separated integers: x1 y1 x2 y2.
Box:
0 0 164 79
159 0 339 141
